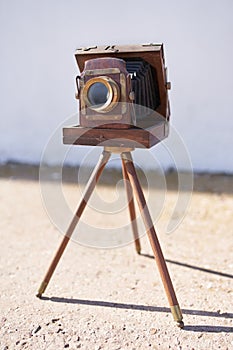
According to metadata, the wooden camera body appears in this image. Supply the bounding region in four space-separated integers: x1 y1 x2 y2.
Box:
75 44 171 129
63 44 170 149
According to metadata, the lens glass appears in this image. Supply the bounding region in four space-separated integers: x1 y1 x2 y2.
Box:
87 82 109 108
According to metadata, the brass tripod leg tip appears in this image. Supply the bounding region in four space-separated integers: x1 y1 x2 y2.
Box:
36 281 48 299
176 320 184 329
171 305 184 328
136 246 141 255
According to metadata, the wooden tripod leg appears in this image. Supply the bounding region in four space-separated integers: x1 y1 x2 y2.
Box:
121 152 184 328
121 159 141 254
36 150 111 298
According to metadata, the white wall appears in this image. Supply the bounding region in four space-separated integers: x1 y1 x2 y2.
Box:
0 0 233 172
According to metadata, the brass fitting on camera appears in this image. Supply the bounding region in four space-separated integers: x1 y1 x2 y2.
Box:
82 76 120 113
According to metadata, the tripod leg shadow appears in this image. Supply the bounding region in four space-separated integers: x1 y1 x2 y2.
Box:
40 296 233 333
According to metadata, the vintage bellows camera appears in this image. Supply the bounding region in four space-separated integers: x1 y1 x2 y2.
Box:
75 44 171 129
39 45 184 329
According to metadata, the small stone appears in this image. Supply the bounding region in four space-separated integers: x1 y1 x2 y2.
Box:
64 344 69 348
0 317 7 326
32 325 41 334
52 318 60 323
150 328 157 335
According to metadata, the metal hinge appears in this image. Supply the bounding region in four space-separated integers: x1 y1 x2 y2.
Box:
75 75 81 99
142 43 160 47
76 46 97 52
104 45 119 53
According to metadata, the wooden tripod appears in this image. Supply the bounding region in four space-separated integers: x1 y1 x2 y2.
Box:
36 147 184 328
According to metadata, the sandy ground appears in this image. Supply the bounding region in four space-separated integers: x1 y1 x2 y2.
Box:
0 165 233 350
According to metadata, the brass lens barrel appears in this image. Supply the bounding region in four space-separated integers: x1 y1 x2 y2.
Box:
83 76 120 113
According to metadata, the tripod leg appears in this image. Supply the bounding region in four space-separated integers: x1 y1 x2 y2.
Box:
121 152 184 328
36 150 111 298
121 159 141 254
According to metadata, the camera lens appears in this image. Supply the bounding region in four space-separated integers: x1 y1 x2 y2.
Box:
87 82 109 107
83 77 119 113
